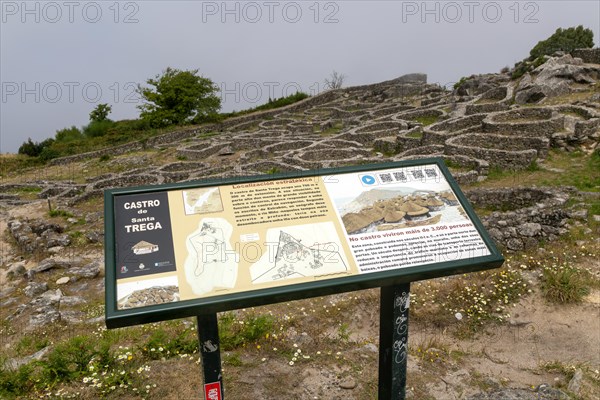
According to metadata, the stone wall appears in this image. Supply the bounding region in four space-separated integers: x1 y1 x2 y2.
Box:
421 129 463 146
445 133 543 169
355 121 406 134
397 108 444 121
466 187 572 251
482 108 564 138
427 113 487 133
177 143 231 160
49 140 145 166
465 102 509 115
371 104 414 117
571 48 600 64
466 187 568 210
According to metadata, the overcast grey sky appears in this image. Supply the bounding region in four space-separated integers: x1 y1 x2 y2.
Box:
1 1 599 153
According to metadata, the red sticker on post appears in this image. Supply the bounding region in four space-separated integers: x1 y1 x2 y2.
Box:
204 382 222 400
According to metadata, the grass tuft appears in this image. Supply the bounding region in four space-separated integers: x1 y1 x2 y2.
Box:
541 263 591 303
48 209 74 218
219 313 275 351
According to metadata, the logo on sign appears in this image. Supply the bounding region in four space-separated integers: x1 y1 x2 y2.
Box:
360 174 376 186
204 382 222 400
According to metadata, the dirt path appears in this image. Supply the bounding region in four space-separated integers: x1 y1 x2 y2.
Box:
409 259 600 399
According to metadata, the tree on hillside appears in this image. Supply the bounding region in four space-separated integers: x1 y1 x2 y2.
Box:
18 137 55 157
324 70 346 90
18 138 41 157
89 104 112 122
137 68 221 127
529 25 594 60
85 104 115 138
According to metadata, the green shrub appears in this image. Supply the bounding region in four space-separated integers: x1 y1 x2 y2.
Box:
109 118 150 133
526 160 540 172
141 327 198 360
38 146 59 162
192 112 225 124
83 120 115 138
18 137 55 157
17 138 42 157
453 76 469 90
529 25 594 59
0 362 35 397
42 336 95 383
511 63 530 80
254 92 309 111
55 126 83 143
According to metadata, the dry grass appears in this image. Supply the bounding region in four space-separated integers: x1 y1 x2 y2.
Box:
466 149 599 192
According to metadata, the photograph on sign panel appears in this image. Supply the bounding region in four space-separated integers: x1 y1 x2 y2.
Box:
250 222 351 284
340 188 467 235
183 217 239 295
182 187 224 215
325 165 468 235
117 275 179 310
322 165 491 274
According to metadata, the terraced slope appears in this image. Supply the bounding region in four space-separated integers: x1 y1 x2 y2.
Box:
0 52 599 399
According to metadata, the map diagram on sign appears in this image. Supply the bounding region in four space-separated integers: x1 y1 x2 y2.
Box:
184 218 238 295
250 222 350 284
182 187 224 215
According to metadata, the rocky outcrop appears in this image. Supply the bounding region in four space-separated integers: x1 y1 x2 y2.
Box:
7 219 70 254
514 54 600 104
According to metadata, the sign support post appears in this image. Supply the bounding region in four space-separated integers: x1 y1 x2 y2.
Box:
379 283 411 399
197 313 224 400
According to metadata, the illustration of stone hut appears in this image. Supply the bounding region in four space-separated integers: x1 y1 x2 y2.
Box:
132 240 159 255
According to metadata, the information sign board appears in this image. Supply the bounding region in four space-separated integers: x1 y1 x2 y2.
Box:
105 158 503 328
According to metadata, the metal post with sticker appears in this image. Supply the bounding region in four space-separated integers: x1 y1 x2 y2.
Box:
379 283 411 399
198 313 223 400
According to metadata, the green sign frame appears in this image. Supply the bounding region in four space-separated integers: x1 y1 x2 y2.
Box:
104 157 504 329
